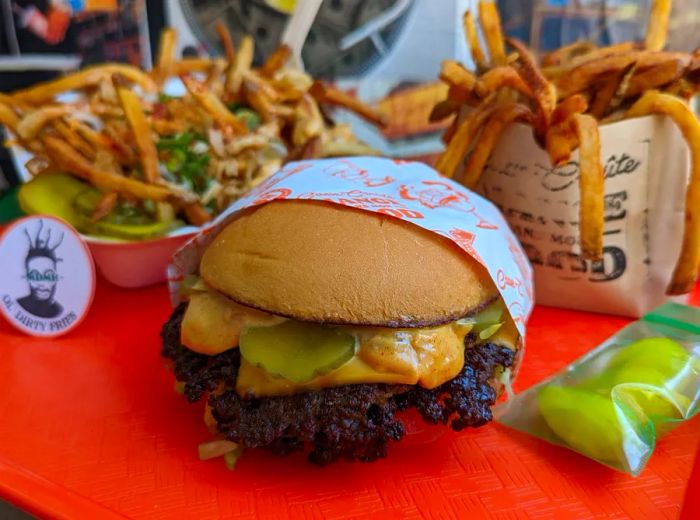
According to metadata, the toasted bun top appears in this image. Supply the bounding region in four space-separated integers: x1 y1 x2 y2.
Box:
200 200 498 327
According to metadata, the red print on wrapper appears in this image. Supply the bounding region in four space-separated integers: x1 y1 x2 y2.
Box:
168 157 534 337
252 188 292 205
399 181 499 230
323 159 395 187
497 268 526 298
447 229 485 266
506 234 534 301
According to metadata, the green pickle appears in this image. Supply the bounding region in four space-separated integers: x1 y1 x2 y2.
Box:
539 337 696 464
18 172 177 240
239 321 356 383
538 385 643 464
470 301 504 339
18 172 95 226
607 338 693 374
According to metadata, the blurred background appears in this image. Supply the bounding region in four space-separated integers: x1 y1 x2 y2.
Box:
2 0 700 221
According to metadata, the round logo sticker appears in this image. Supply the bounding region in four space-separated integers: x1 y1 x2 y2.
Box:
0 216 95 337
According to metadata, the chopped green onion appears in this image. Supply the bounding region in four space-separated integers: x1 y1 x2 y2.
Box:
234 108 261 130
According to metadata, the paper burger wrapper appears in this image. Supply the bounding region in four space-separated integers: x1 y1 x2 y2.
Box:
478 115 690 317
168 157 534 337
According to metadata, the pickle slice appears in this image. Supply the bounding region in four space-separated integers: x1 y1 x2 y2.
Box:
607 338 694 375
471 300 504 338
239 321 356 383
538 385 646 465
585 365 691 423
18 172 96 227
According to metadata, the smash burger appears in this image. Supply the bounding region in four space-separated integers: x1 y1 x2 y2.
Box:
161 200 522 466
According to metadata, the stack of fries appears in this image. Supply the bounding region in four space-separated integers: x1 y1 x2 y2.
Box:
433 0 700 295
0 24 386 231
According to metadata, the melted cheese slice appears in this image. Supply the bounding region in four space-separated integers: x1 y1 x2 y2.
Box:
181 288 518 397
181 291 283 355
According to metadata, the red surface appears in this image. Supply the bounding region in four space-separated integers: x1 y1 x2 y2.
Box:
0 280 699 520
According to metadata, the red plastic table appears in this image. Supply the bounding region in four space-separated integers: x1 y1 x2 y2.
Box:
0 279 698 520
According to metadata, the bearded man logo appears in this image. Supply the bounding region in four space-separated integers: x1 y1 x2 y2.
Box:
17 219 64 319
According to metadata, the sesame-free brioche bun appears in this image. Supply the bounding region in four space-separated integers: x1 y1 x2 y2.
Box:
199 200 498 327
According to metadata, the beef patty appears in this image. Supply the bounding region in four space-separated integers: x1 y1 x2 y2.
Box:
161 303 515 466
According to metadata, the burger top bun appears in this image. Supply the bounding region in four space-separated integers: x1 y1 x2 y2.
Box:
199 200 498 327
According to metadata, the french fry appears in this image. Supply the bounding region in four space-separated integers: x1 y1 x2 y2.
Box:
292 93 324 146
183 202 213 226
0 101 21 133
42 135 173 201
541 40 596 67
16 105 73 140
429 98 461 122
11 64 157 104
53 119 95 160
103 123 137 165
545 119 578 166
320 140 380 158
181 75 248 133
260 45 292 77
215 21 236 63
446 84 479 106
154 28 177 85
441 116 459 145
461 103 534 188
463 10 487 70
151 118 187 136
478 1 507 66
588 62 634 119
435 95 500 178
571 114 604 261
551 94 588 126
309 81 389 128
300 135 321 159
114 74 160 184
243 80 293 123
507 38 556 136
205 59 227 97
645 0 672 51
479 66 534 99
554 54 637 98
607 62 639 112
626 91 700 294
226 35 254 97
625 59 685 96
665 78 695 100
172 58 216 75
439 60 481 94
0 92 30 111
90 192 118 222
554 51 690 97
542 42 639 80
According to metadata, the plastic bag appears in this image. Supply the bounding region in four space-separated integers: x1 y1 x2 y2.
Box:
495 302 700 476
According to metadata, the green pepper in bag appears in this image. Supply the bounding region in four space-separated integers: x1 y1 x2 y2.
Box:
495 302 700 475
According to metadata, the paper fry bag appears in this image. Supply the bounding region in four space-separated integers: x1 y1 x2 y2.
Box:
478 115 689 317
168 157 534 336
